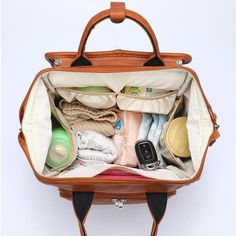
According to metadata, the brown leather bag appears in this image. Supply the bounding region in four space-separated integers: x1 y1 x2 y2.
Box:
18 2 220 236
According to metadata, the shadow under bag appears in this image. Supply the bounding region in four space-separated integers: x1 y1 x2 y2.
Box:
18 2 220 235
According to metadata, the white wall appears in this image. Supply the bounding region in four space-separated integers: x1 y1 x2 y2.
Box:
2 0 235 235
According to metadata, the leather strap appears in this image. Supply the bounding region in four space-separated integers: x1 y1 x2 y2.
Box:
110 2 126 23
72 192 167 236
71 2 164 67
72 192 94 236
146 192 168 236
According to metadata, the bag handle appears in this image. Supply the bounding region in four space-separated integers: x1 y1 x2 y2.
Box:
72 191 167 236
71 2 165 67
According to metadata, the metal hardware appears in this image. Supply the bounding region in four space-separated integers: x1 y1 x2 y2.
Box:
176 59 183 65
54 59 62 66
214 124 220 129
140 160 162 171
112 198 126 208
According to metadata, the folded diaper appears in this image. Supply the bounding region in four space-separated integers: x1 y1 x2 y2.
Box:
76 130 117 164
137 113 153 140
59 100 118 123
59 100 118 136
71 120 115 137
137 113 167 167
147 114 167 148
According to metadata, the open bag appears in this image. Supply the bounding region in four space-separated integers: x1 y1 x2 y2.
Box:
18 2 220 236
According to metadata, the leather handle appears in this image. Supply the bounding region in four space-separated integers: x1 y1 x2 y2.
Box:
72 191 167 236
71 2 164 67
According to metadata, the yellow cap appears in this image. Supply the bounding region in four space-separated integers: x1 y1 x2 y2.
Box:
165 117 191 158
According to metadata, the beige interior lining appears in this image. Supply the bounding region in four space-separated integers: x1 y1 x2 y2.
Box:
22 69 213 180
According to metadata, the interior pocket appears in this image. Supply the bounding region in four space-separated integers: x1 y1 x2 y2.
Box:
159 96 191 170
117 91 177 114
47 92 78 171
56 88 117 109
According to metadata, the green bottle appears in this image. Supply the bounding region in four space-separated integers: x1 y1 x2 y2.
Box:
46 126 72 169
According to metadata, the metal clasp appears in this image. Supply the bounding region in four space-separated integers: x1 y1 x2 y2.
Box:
54 59 62 66
176 59 183 65
112 198 126 209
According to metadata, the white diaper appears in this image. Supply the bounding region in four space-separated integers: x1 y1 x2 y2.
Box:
76 130 117 164
138 114 167 167
137 113 153 140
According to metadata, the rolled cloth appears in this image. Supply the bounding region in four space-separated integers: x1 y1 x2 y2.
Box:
59 100 118 136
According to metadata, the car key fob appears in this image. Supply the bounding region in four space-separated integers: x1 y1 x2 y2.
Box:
135 140 161 171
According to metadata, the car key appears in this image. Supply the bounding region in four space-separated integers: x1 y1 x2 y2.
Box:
135 140 161 171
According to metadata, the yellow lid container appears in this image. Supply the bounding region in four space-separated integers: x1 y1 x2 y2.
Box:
165 117 191 158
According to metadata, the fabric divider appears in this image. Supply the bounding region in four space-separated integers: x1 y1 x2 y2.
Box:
117 91 177 114
47 69 189 93
22 79 52 173
56 87 177 114
56 88 117 109
47 163 190 180
47 92 78 171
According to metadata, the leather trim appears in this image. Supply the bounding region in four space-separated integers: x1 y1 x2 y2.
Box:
45 50 192 67
60 189 176 204
110 2 126 23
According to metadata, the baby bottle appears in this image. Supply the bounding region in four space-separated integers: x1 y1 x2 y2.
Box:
46 121 72 168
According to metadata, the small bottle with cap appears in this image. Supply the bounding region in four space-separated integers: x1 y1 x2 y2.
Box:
46 118 72 168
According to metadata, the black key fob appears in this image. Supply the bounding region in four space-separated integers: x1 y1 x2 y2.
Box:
135 140 160 171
